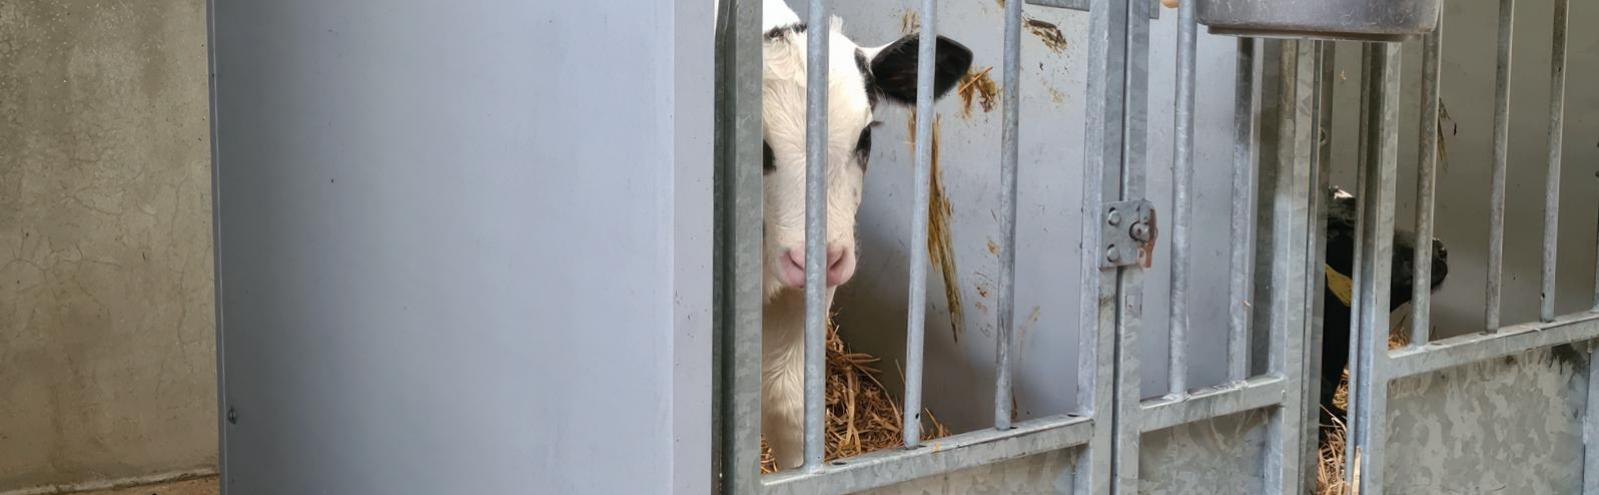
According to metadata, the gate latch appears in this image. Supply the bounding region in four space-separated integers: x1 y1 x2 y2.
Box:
1101 200 1158 270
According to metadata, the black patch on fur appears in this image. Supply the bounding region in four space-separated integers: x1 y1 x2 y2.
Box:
763 141 776 174
854 127 872 171
867 35 974 105
855 49 878 109
765 23 806 41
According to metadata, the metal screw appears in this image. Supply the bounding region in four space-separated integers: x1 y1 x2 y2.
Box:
1106 245 1121 263
1107 209 1122 226
227 407 238 425
1131 223 1151 242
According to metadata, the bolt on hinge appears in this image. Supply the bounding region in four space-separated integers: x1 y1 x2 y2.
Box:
1101 200 1158 270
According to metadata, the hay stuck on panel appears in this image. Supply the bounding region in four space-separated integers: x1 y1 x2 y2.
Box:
760 321 950 474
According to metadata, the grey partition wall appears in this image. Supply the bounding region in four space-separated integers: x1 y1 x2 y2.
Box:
207 1 714 493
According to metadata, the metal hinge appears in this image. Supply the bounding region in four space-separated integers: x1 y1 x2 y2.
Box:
1101 200 1158 270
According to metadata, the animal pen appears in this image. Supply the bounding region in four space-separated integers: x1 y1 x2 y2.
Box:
713 0 1598 494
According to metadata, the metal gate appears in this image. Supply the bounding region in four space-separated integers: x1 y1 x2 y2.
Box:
713 0 1594 493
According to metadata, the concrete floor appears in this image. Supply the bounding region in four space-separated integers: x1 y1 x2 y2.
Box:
76 477 218 495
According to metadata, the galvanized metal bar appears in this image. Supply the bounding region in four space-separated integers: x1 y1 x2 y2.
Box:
1075 0 1130 490
712 0 765 490
1388 311 1599 379
1024 0 1160 19
762 415 1094 495
1579 375 1599 495
1167 0 1197 399
1138 376 1286 433
1349 43 1402 495
1113 0 1151 490
1413 13 1443 342
1227 37 1258 385
1300 40 1336 495
901 0 938 449
1541 0 1569 323
801 0 830 471
993 0 1024 433
1486 0 1515 331
1264 40 1316 495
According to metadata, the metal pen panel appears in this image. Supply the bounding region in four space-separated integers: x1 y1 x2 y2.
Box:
1300 39 1336 495
1114 0 1152 489
1349 42 1401 495
993 0 1024 432
1227 37 1258 385
900 0 938 449
1584 341 1599 494
1413 14 1443 342
802 0 830 471
1486 0 1515 331
1075 0 1131 491
714 0 766 491
1168 0 1197 399
1541 0 1569 323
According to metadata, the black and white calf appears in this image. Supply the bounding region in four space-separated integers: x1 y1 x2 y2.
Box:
755 0 972 469
1319 186 1450 432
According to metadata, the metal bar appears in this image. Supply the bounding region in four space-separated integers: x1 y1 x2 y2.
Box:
1350 43 1402 495
1227 37 1257 385
1113 0 1151 490
1486 0 1515 331
1541 0 1569 323
1138 376 1286 433
1264 40 1316 495
1024 0 1161 19
1577 353 1599 495
712 0 765 490
762 415 1094 495
1074 0 1130 489
801 0 830 471
1299 38 1338 495
1387 311 1599 379
901 0 938 449
1167 0 1197 399
993 0 1024 433
1413 13 1443 342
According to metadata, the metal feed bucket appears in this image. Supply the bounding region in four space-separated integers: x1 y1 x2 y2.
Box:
1197 0 1440 41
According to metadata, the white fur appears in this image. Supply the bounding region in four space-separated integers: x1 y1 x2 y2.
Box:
758 0 875 470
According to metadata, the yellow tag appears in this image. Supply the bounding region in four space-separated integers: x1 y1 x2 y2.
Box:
1325 264 1354 307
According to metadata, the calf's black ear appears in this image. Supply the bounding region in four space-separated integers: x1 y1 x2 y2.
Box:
865 34 973 106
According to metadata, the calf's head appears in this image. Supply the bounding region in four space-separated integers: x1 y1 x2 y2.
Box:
1325 187 1450 310
759 12 972 298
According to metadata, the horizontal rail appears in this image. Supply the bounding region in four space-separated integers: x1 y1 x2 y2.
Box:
1139 375 1287 433
1387 311 1599 379
1025 0 1160 18
761 415 1094 495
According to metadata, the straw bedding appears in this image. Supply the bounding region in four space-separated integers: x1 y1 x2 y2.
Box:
760 321 950 473
1315 316 1410 495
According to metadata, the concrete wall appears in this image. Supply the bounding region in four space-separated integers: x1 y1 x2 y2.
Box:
0 0 217 491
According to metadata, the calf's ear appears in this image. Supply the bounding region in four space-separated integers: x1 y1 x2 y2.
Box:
862 34 973 106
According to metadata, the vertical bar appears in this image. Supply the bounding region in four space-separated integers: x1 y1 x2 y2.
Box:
993 0 1024 432
712 0 764 490
1168 0 1197 398
1541 0 1569 323
1350 42 1402 495
1486 0 1515 331
1227 37 1257 384
1114 0 1151 491
802 0 830 471
1264 40 1316 494
1583 342 1599 494
1074 0 1129 490
902 0 938 447
1413 14 1443 343
1300 40 1337 495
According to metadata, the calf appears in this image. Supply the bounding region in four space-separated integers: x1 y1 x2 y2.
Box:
756 0 972 469
1319 186 1450 430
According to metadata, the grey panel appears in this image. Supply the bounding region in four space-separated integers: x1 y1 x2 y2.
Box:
208 1 712 493
1385 347 1587 494
858 449 1080 495
1138 411 1270 495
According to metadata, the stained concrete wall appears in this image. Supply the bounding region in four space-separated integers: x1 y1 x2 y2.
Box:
1 0 217 491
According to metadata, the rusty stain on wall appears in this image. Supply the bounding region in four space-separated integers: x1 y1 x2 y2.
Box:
1025 18 1068 53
